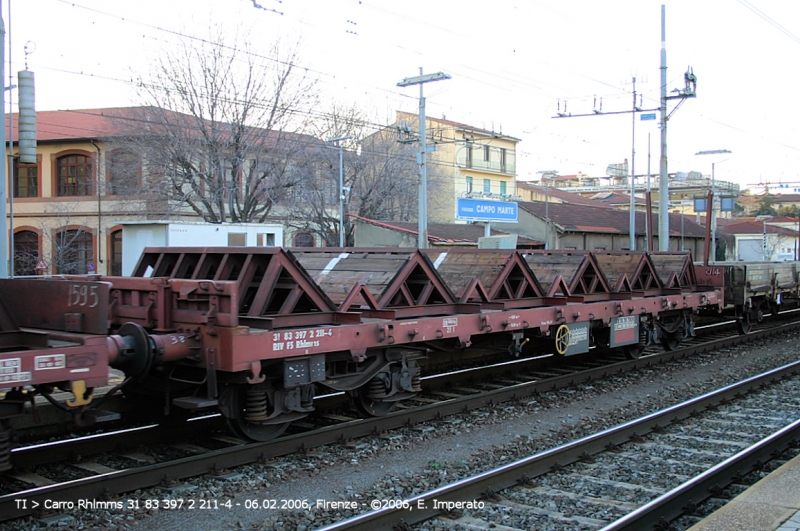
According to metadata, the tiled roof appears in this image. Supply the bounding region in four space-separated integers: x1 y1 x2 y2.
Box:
714 217 742 227
7 107 139 141
518 201 706 237
716 216 800 227
6 106 319 147
718 221 798 236
597 192 643 205
350 215 542 245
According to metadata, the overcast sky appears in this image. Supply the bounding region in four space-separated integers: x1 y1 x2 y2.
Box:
7 0 800 192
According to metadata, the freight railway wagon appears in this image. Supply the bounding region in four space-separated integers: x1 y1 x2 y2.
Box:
695 261 800 334
0 247 722 468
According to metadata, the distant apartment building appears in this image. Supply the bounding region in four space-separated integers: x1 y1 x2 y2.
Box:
532 167 740 218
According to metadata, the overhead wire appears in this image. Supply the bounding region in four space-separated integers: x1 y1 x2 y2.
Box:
26 0 648 143
48 0 419 104
46 0 623 114
20 0 800 173
736 0 800 45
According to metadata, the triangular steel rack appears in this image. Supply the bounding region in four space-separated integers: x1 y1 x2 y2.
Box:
292 249 478 318
132 247 356 329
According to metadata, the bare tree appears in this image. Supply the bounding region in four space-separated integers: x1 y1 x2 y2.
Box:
354 128 425 222
288 105 423 246
13 230 39 277
117 26 319 223
53 228 94 274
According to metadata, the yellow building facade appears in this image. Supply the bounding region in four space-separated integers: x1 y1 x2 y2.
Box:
9 144 156 276
6 108 173 276
394 111 520 223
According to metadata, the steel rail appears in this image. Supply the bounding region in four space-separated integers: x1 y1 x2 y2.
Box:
599 419 800 530
7 349 581 468
314 360 800 531
3 317 800 522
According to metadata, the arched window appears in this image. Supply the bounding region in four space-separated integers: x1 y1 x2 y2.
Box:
110 229 123 276
294 232 315 247
108 149 142 195
14 230 39 276
55 229 93 274
57 154 93 196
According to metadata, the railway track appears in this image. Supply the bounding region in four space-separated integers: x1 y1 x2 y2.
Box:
318 361 800 531
2 314 799 526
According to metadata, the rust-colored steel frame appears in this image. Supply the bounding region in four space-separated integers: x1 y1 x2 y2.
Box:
0 278 115 392
0 279 111 334
0 248 725 381
131 247 358 329
423 249 548 309
650 252 698 290
291 249 473 318
592 251 666 296
0 335 112 391
521 250 614 302
211 288 722 373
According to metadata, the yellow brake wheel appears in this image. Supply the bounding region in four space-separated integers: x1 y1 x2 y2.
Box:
554 324 571 355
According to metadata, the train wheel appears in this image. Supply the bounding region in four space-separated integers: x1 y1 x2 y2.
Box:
737 311 753 335
660 333 681 351
624 344 645 359
353 388 397 416
222 385 291 442
351 374 399 416
0 420 11 472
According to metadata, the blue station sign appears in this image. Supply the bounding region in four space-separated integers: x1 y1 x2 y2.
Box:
456 198 519 222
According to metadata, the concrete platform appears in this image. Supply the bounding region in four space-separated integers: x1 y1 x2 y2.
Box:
688 453 800 531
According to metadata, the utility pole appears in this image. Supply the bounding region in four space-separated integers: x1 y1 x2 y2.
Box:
326 135 353 247
658 5 668 251
659 4 697 251
0 4 7 278
629 78 637 251
397 69 451 249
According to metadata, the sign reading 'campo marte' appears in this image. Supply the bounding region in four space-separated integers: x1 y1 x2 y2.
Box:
456 198 519 222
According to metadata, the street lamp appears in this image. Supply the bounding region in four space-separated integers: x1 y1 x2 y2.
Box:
326 135 353 247
537 170 558 250
696 149 731 262
397 69 451 249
